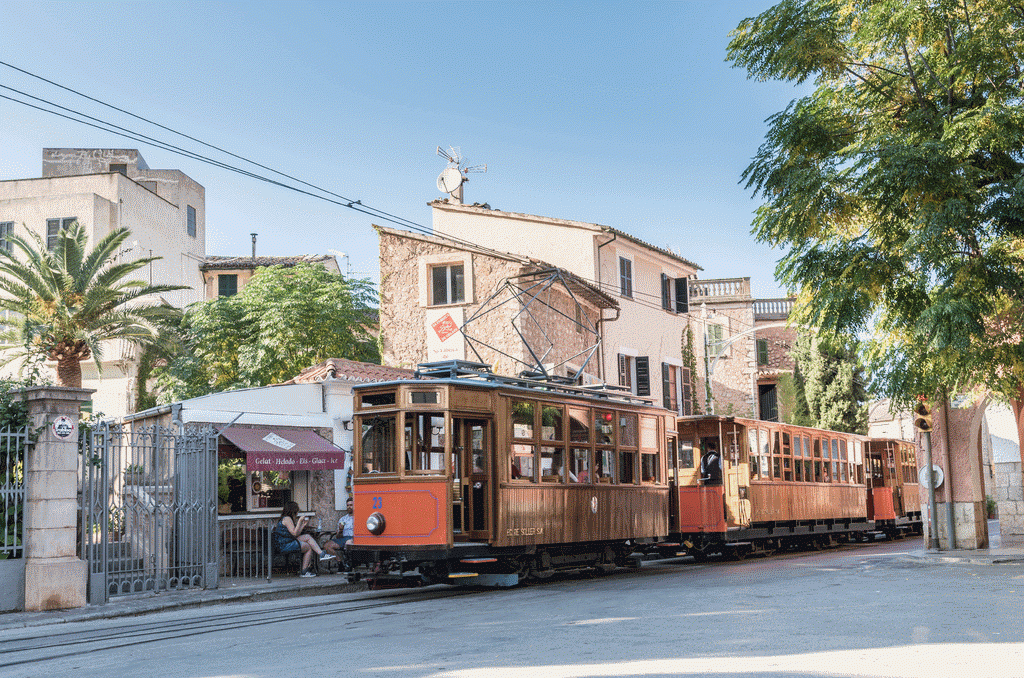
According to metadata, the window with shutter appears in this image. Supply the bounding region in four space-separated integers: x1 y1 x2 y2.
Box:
661 274 671 310
674 278 689 314
635 357 650 397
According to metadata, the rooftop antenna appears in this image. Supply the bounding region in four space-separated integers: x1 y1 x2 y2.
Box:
436 145 486 204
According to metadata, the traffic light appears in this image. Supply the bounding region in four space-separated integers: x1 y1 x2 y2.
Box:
913 401 932 433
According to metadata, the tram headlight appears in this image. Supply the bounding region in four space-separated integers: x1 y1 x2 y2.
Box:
366 512 386 536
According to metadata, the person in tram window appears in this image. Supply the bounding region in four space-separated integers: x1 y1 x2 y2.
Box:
700 442 723 486
273 501 335 577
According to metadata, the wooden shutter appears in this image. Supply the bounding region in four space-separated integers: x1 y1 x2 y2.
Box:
661 274 671 310
636 357 650 397
661 363 672 409
674 278 689 314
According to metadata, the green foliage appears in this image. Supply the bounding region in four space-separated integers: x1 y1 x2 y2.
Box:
680 326 702 415
728 0 1024 409
788 334 869 433
156 264 380 401
218 459 246 505
0 221 184 387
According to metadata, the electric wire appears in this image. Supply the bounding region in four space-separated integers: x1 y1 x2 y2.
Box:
0 61 782 330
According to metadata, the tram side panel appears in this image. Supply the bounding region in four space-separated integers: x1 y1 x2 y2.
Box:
494 485 669 547
353 479 451 548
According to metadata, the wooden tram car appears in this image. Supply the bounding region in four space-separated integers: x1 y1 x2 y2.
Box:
348 361 676 586
865 438 923 538
667 416 873 559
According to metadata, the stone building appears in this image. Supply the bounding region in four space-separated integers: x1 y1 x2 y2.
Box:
376 225 617 380
200 252 340 299
376 195 797 420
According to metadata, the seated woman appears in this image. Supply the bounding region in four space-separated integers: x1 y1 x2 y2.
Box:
273 501 334 577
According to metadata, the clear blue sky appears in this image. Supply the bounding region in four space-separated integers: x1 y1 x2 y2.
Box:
0 1 802 298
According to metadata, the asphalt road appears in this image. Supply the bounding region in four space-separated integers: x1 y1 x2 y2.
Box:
2 536 1022 678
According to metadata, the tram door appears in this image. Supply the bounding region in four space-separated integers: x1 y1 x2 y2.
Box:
452 418 491 541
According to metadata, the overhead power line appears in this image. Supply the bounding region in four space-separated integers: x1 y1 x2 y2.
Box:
0 60 759 325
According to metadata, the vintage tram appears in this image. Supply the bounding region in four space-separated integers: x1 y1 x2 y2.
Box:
865 438 923 538
668 416 875 559
348 361 676 586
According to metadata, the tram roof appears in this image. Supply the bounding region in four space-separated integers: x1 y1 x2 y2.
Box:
353 360 659 408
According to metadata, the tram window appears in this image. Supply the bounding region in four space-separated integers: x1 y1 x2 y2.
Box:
595 411 615 445
512 401 535 439
640 416 658 451
813 439 821 458
641 452 658 483
541 446 564 482
404 413 445 473
841 459 849 482
793 436 802 458
361 392 396 407
773 455 782 479
759 429 770 480
410 391 439 404
783 456 792 481
361 415 396 474
746 429 758 478
511 443 536 482
470 424 487 473
680 440 695 469
542 405 564 441
571 447 590 483
619 414 638 448
665 437 677 481
794 456 803 481
804 459 813 482
620 450 636 484
569 408 590 444
815 460 824 482
596 448 616 483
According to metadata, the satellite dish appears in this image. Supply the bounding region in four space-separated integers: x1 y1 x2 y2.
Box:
437 166 463 194
918 464 944 490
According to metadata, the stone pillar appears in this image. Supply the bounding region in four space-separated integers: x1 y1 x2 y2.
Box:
925 400 989 549
17 386 94 611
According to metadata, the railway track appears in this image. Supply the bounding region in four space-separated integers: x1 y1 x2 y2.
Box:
0 587 484 669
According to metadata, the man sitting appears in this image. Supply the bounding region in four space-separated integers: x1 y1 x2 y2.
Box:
324 497 354 570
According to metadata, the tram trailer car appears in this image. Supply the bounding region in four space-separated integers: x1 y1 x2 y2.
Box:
667 416 876 559
347 362 675 586
866 438 923 538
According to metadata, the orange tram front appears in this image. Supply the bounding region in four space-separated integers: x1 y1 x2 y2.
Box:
666 416 921 559
347 361 675 586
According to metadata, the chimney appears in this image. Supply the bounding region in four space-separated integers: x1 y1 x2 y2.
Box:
251 233 257 260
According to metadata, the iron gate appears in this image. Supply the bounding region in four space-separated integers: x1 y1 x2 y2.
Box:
79 421 219 604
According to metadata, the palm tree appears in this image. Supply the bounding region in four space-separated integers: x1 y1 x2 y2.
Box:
0 221 185 387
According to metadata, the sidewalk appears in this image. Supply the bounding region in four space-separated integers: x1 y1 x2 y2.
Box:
903 519 1024 566
0 570 368 632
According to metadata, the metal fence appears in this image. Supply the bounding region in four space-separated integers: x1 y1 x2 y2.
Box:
218 515 276 580
0 426 29 560
79 422 218 603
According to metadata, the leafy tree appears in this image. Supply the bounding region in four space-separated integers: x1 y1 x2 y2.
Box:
787 334 869 433
156 264 380 402
728 1 1024 410
0 222 183 388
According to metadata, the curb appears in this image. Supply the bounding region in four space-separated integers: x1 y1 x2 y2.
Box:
0 580 369 631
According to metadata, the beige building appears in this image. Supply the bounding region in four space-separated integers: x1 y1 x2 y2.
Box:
427 199 795 419
0 149 206 416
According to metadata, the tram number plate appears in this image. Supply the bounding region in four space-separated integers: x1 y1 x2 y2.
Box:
372 496 383 509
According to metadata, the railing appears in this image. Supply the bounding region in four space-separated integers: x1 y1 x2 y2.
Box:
218 515 276 581
753 298 795 320
688 277 751 301
0 426 28 560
